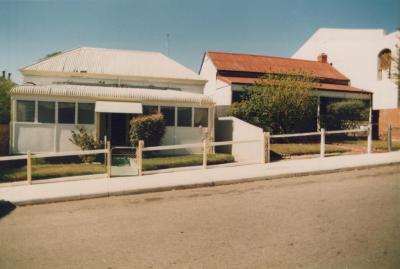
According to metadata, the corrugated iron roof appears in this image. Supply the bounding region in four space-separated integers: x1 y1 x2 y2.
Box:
11 84 214 105
217 75 369 94
21 47 206 83
208 51 350 81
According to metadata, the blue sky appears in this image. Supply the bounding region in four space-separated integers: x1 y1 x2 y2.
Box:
0 0 399 83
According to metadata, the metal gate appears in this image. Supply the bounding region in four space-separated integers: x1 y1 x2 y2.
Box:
110 146 138 176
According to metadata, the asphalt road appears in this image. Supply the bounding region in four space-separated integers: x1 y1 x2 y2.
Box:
1 165 400 269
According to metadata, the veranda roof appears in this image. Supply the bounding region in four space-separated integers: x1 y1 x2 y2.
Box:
11 84 214 105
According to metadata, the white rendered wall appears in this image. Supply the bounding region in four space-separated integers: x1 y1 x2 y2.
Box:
293 28 399 109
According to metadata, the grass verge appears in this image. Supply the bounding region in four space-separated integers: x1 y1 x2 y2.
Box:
0 163 106 182
143 153 234 171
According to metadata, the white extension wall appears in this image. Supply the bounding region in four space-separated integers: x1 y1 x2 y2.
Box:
216 116 263 162
13 122 95 153
293 28 399 109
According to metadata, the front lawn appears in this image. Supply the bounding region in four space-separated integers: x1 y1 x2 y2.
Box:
337 140 400 151
0 163 106 182
143 153 234 171
270 143 349 156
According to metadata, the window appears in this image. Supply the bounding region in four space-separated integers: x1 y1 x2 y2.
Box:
78 103 95 124
38 101 55 123
232 90 246 103
177 107 192 127
143 105 159 115
16 100 35 122
58 102 76 124
160 106 175 126
378 49 392 80
194 108 208 127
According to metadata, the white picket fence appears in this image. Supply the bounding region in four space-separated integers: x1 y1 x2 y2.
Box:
0 126 374 183
0 143 111 184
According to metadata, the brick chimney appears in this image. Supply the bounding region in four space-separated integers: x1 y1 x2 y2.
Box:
317 53 328 63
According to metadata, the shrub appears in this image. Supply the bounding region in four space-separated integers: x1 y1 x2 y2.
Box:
321 99 369 130
129 113 166 147
69 127 104 163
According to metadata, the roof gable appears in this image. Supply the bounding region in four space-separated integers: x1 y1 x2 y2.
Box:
207 51 349 81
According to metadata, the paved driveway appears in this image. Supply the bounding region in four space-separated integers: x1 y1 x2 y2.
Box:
1 165 399 269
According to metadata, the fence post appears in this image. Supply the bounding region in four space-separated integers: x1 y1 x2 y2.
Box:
264 132 270 163
203 138 208 169
367 124 372 154
137 140 144 176
387 125 392 152
27 150 32 184
106 141 111 178
320 128 325 158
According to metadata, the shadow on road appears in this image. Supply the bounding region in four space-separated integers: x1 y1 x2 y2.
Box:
0 200 16 219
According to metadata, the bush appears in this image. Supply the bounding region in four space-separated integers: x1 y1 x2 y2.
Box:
69 127 104 163
321 100 369 130
229 71 318 134
129 113 166 147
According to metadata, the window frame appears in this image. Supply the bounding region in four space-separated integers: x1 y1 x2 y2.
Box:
177 107 193 127
77 102 95 125
16 100 36 123
37 101 56 124
58 102 77 124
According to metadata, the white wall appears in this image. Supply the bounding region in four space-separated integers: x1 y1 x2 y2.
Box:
199 54 232 106
23 75 205 94
216 116 263 162
293 28 399 109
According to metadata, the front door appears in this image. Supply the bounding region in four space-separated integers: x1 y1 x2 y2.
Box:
110 113 129 146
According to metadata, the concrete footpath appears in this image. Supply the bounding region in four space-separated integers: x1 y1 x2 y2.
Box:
1 151 400 205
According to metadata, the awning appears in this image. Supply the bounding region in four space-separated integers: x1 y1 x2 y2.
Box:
95 101 143 114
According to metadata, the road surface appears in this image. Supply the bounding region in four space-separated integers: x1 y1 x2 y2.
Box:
1 165 399 268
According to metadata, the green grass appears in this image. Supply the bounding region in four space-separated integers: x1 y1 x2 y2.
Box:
143 153 234 171
0 163 106 182
337 140 400 151
271 143 349 156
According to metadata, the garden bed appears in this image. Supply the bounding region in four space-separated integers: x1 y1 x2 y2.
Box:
143 153 234 171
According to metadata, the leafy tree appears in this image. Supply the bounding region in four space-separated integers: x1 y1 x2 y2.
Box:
40 51 62 61
229 71 318 134
0 75 15 124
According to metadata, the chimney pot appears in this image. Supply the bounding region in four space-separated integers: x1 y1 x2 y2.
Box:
2 71 5 78
7 73 11 80
318 53 328 63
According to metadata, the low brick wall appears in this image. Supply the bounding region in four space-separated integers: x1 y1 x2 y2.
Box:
0 124 9 155
378 108 400 139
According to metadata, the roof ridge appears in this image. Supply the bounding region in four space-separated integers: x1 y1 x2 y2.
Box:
79 46 162 55
207 50 326 64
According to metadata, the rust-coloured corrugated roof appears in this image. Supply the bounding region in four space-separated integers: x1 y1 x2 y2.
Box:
217 75 369 94
208 51 350 81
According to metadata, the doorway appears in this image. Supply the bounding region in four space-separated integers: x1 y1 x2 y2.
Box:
100 113 133 146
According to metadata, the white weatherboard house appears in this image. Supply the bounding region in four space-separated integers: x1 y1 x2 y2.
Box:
10 47 214 154
293 28 399 110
